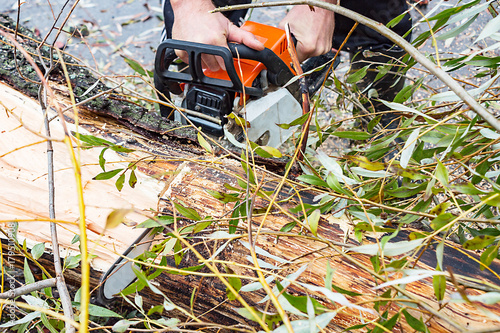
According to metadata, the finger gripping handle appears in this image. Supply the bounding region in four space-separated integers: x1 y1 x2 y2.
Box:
154 39 295 96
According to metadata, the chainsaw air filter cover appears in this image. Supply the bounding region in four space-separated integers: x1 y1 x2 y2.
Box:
182 86 232 137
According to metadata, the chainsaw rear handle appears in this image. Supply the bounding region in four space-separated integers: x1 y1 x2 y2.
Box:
154 39 295 97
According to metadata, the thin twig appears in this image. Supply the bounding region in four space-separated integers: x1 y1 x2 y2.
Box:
0 278 57 299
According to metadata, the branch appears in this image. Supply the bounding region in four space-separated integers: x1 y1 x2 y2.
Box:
215 0 500 132
0 25 76 333
0 278 56 299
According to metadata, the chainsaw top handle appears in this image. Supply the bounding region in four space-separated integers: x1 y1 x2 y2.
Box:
154 39 295 97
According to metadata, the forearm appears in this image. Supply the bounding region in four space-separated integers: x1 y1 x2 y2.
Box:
170 0 215 14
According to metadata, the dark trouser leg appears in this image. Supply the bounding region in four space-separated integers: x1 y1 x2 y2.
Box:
350 47 407 131
332 0 412 132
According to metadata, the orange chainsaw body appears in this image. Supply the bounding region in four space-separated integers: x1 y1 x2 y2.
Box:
203 21 295 90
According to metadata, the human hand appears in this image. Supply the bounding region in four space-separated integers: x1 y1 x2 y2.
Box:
170 0 264 71
279 3 336 62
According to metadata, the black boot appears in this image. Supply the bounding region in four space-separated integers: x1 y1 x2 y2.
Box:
349 46 407 132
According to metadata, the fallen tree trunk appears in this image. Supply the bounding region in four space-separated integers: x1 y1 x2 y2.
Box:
1 14 500 333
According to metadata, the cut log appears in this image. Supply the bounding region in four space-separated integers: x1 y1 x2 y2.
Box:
1 14 500 333
2 81 500 332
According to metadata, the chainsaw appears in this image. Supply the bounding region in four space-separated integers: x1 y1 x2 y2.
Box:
153 20 337 148
97 22 338 303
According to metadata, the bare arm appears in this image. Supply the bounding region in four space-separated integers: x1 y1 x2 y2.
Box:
279 1 338 62
170 0 264 71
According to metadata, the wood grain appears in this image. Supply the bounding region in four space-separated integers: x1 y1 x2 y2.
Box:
1 76 500 332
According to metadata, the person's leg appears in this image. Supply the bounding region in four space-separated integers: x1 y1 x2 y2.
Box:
333 0 412 132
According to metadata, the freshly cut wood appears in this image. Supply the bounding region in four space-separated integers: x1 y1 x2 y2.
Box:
1 79 500 332
1 13 500 332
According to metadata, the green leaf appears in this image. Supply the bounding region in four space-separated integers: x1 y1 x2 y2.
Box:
481 193 500 207
205 189 240 203
433 274 446 301
193 220 213 234
386 12 406 28
370 254 381 273
387 257 408 269
450 183 487 195
227 112 250 128
120 278 146 296
307 209 321 236
394 84 416 104
331 284 362 297
331 130 371 140
402 309 427 332
346 65 368 84
326 173 349 195
147 304 164 316
87 304 122 318
64 255 81 269
225 267 242 301
463 235 496 250
197 131 213 154
229 201 244 234
297 174 329 188
276 281 325 314
429 202 451 216
23 258 35 285
40 313 58 333
254 145 282 158
475 13 500 42
135 293 143 310
76 133 113 147
99 148 108 171
71 234 80 244
480 243 500 270
325 261 334 291
430 213 455 231
437 14 478 40
115 173 126 191
400 128 420 169
355 222 396 233
112 319 140 332
93 169 123 180
280 222 297 233
123 56 147 76
109 145 135 153
106 209 132 229
174 202 202 221
435 159 449 187
277 113 309 129
174 239 184 266
31 243 45 260
386 183 427 198
399 199 431 225
128 170 137 188
373 312 399 333
137 215 174 228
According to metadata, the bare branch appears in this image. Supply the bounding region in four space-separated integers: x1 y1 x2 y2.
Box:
0 278 56 299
